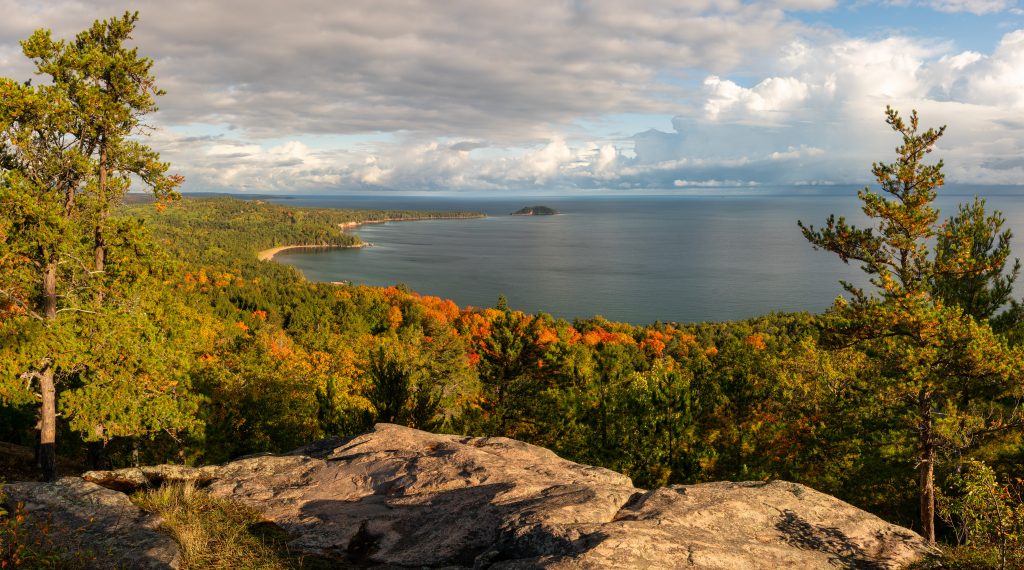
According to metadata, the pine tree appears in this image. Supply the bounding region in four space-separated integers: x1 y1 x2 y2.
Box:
20 11 182 303
799 107 1024 542
0 13 187 480
933 197 1021 329
0 65 93 481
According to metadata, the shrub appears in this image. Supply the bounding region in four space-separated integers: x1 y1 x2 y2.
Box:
937 460 1024 570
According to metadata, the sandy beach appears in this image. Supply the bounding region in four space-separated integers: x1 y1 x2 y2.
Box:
257 243 366 261
257 214 485 261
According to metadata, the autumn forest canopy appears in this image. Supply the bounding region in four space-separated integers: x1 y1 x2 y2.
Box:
2 12 1024 569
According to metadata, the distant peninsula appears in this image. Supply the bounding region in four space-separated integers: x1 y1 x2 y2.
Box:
511 205 559 216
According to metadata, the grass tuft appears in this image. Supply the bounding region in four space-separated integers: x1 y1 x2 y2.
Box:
133 482 317 570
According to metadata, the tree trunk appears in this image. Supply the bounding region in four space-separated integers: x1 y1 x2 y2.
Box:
919 390 936 543
39 364 57 482
38 260 59 481
94 142 107 305
64 186 76 216
94 223 105 297
919 445 936 543
43 262 57 319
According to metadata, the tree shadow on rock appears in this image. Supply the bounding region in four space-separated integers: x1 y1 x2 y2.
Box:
296 483 514 567
776 509 888 570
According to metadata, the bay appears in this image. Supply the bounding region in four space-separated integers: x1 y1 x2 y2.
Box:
265 187 1024 325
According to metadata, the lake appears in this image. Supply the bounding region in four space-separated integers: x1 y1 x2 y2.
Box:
265 187 1024 324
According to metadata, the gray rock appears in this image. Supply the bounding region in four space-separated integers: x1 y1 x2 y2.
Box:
3 477 181 569
82 464 220 493
85 424 933 569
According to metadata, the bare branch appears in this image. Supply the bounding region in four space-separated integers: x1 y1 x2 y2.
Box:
56 307 97 315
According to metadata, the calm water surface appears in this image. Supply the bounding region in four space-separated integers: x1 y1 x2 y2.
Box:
268 189 1024 324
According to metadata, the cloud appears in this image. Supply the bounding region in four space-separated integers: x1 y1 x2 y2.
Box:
702 75 816 122
872 0 1018 14
673 179 760 187
625 29 1024 186
962 30 1024 107
923 0 1017 14
151 131 351 191
0 0 822 140
152 18 1024 193
1 1 1022 191
449 141 488 152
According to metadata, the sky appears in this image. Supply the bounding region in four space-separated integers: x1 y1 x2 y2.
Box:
1 0 1023 193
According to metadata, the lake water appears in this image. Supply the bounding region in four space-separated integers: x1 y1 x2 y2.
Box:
265 188 1024 324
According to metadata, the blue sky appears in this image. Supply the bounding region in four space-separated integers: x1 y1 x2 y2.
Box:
1 0 1022 193
796 3 1024 53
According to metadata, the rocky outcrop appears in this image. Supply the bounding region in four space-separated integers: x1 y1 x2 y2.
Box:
81 424 932 569
2 478 180 569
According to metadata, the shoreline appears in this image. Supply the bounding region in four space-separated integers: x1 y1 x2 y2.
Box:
336 213 486 231
257 213 486 261
257 243 367 261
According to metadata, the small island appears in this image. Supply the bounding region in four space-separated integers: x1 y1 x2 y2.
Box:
511 205 559 216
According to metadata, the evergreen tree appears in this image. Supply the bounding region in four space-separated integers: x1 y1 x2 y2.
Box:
476 309 541 434
0 13 186 479
799 107 1024 542
0 61 93 481
933 197 1021 330
20 12 181 303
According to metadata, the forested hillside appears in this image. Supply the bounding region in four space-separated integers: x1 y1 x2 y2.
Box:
7 194 1022 537
132 196 482 268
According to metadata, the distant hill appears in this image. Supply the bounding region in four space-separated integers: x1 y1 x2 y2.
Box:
511 205 559 216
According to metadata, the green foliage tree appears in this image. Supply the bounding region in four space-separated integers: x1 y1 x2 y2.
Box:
933 197 1020 327
21 11 182 301
362 328 473 431
476 309 542 434
0 13 187 479
931 197 1024 348
615 358 697 487
195 331 323 462
1 58 94 481
799 107 1024 542
366 344 414 424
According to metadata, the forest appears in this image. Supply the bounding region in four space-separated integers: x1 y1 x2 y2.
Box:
2 12 1024 570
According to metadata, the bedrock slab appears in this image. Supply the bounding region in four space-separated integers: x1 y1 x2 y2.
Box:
3 477 180 569
84 423 932 569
